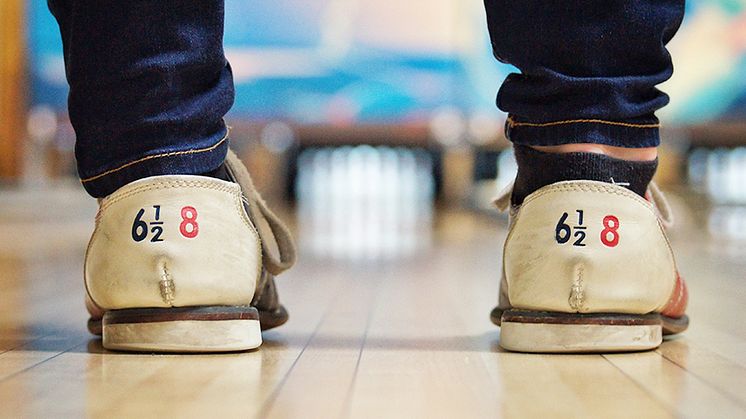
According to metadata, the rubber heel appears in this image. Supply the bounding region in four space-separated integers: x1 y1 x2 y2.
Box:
102 306 262 353
498 310 663 353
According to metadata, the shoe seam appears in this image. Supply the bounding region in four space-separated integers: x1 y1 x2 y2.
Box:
522 181 649 208
99 179 239 214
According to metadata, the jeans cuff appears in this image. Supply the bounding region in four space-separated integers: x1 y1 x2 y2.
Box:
79 130 230 198
505 115 661 148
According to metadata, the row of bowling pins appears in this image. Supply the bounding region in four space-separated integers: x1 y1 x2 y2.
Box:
688 147 746 204
296 146 435 261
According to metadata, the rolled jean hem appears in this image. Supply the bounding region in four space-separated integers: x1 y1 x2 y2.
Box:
505 116 661 148
79 129 230 198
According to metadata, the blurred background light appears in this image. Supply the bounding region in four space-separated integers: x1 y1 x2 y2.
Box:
296 146 434 261
3 0 746 257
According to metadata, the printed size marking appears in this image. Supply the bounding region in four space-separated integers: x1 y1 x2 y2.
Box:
179 206 199 238
555 210 587 247
132 205 164 243
600 215 620 247
555 211 620 247
132 205 200 242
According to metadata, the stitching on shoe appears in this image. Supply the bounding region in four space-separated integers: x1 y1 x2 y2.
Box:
507 116 660 129
100 179 237 211
523 181 651 208
97 179 258 235
80 132 228 184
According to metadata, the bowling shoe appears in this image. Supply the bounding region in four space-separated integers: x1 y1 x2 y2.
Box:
84 150 296 352
491 180 688 353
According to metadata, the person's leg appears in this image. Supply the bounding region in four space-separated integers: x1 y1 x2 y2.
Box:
48 0 296 352
48 0 233 198
485 1 689 352
487 0 685 206
485 0 684 152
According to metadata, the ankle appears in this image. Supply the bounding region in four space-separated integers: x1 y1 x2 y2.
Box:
199 162 231 182
510 145 658 206
531 144 657 162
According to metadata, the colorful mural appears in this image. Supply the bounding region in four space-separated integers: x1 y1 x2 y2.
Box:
662 0 746 123
27 0 746 125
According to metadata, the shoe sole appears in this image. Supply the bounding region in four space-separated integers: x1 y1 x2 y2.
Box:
102 306 262 353
496 310 688 353
89 304 289 336
258 305 289 331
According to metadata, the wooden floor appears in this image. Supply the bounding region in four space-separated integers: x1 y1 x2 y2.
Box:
1 185 745 419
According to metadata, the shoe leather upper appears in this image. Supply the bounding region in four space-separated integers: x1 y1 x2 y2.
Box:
499 180 679 315
85 175 262 310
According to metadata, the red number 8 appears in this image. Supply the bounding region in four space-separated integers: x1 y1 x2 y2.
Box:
600 215 620 247
180 206 199 238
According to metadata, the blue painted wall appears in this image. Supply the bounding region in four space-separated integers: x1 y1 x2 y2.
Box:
27 0 746 124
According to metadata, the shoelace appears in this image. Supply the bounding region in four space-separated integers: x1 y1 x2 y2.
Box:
225 149 297 275
492 180 675 228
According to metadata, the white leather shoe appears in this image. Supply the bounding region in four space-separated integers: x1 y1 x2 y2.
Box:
491 180 688 353
85 150 296 352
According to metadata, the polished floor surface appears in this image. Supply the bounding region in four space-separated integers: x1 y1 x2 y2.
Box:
0 185 745 418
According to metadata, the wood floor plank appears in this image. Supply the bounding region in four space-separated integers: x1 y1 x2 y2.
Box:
0 338 82 383
344 247 506 418
605 350 746 418
0 341 89 417
345 216 675 419
682 325 746 370
262 270 383 419
486 353 673 419
346 281 673 419
0 259 346 418
1 195 745 418
655 339 746 409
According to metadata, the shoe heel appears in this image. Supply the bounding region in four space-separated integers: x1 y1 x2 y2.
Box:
102 306 262 353
499 310 662 353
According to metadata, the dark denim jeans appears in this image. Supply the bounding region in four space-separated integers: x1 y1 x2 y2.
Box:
49 0 684 198
485 0 685 149
48 0 233 197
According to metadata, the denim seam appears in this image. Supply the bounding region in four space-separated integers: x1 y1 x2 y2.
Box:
507 116 660 129
80 131 229 184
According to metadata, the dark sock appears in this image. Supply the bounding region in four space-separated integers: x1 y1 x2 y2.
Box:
511 145 658 206
199 162 231 182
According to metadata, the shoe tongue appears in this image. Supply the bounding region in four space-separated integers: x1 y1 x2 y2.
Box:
225 149 297 275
